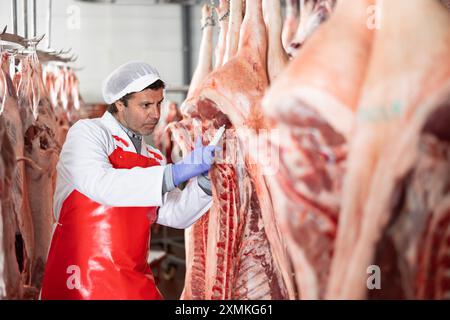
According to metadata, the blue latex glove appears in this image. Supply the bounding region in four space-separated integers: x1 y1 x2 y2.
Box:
172 137 221 187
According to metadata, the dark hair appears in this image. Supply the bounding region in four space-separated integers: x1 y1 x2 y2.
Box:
108 79 166 114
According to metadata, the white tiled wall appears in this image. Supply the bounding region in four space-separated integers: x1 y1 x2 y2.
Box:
0 0 218 104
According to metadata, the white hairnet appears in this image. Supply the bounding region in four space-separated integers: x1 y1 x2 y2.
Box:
102 61 162 104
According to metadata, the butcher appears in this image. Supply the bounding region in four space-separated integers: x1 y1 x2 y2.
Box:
40 61 219 300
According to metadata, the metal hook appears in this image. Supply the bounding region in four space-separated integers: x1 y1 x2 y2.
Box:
69 54 78 62
25 33 45 47
0 31 27 47
60 47 72 55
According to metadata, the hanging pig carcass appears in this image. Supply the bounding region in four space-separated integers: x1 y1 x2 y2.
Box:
17 55 60 291
173 0 295 300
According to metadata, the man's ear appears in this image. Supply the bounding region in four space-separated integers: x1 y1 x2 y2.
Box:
115 100 125 113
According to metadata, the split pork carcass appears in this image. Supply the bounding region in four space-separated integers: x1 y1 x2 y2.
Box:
222 0 243 65
43 65 82 146
0 115 20 299
287 0 336 58
173 1 220 299
281 0 299 52
17 55 60 290
214 0 230 68
0 48 81 300
187 4 215 99
163 3 216 162
0 55 22 299
0 117 4 298
261 0 374 299
0 118 5 298
173 0 295 300
46 67 69 146
180 3 218 117
65 68 83 124
327 0 450 300
263 0 288 82
1 52 35 295
173 2 222 300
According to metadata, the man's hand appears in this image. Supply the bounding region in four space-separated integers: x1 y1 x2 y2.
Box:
171 138 221 187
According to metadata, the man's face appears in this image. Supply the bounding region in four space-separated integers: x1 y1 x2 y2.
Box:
116 88 164 136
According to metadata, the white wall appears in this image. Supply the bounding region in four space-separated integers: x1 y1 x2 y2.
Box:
0 0 218 104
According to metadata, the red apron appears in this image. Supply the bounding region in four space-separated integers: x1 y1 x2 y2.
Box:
41 147 163 300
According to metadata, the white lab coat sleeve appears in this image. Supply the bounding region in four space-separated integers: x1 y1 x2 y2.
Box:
59 120 165 207
156 178 213 229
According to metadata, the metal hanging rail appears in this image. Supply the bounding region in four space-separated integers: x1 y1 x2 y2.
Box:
23 0 28 38
11 0 18 34
46 0 52 49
